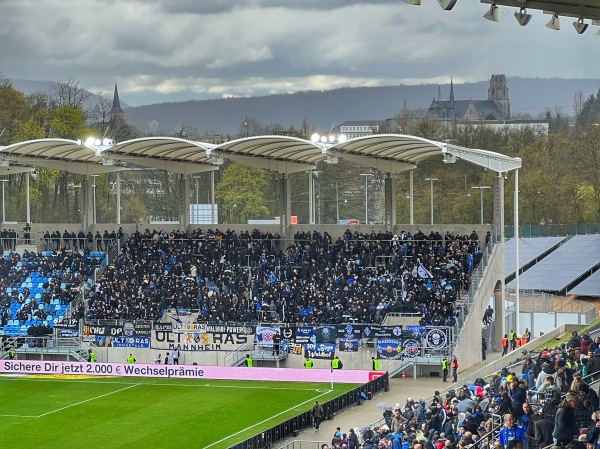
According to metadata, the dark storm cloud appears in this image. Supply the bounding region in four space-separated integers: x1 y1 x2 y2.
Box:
1 0 598 106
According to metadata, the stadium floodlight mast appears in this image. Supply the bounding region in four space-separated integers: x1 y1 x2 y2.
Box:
573 17 589 34
546 13 560 30
514 7 532 26
483 3 500 22
437 0 458 10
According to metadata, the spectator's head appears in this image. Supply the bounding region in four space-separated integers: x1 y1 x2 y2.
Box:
565 392 579 408
506 441 524 449
503 414 515 428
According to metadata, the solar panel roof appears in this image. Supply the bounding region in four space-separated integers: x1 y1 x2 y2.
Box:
507 234 600 291
504 237 567 278
568 269 600 296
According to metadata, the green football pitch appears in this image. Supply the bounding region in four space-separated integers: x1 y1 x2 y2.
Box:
0 375 357 449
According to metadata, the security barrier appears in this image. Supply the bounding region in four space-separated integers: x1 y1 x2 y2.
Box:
228 373 389 449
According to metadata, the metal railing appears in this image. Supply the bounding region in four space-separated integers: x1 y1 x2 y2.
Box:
223 342 255 367
1 335 100 362
230 374 389 449
505 222 600 238
450 229 500 347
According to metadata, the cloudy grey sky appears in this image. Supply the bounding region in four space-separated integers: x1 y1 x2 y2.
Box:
1 0 598 106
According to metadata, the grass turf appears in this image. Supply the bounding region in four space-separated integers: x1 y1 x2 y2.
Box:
0 375 356 449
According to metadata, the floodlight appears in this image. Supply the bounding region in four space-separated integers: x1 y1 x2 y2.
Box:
85 137 96 146
514 8 532 26
437 0 457 10
320 136 327 143
546 13 560 30
94 139 101 146
573 18 589 34
401 0 420 4
338 134 347 143
328 135 335 143
102 138 113 146
310 133 320 143
483 4 499 22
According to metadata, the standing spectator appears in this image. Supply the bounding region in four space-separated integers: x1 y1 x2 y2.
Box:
587 350 600 381
499 414 526 448
23 223 31 244
451 355 459 383
482 338 488 361
312 400 323 432
553 392 579 446
172 345 180 365
95 231 103 251
155 353 162 364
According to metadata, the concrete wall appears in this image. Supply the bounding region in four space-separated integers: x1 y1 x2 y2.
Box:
453 243 503 371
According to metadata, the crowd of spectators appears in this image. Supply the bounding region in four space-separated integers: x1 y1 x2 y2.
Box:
324 333 600 449
85 227 487 324
0 248 104 330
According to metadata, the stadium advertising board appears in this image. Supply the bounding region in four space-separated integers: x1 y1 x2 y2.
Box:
0 360 381 383
338 339 359 352
303 343 336 359
152 324 255 351
376 338 403 360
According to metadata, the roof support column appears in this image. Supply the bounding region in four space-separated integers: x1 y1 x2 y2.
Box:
83 176 93 231
278 173 291 238
116 172 121 225
180 174 190 231
308 171 314 225
409 170 414 225
384 174 396 232
26 173 31 224
493 171 505 349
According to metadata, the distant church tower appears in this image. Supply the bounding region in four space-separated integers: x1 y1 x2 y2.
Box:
109 81 125 121
488 74 510 119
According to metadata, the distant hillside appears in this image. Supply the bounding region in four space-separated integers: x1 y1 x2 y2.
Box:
123 77 600 136
10 79 130 110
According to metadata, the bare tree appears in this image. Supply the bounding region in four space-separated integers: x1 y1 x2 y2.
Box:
90 91 111 136
50 79 91 113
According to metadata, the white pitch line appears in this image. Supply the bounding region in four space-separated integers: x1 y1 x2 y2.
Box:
35 383 139 418
203 389 333 449
0 414 38 418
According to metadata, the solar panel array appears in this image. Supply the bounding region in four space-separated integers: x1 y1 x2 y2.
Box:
568 269 600 296
507 234 600 291
504 236 566 278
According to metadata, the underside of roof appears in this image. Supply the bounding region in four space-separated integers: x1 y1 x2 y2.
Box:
0 134 521 176
481 0 600 21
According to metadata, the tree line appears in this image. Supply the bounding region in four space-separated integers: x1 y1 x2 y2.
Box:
1 74 600 227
